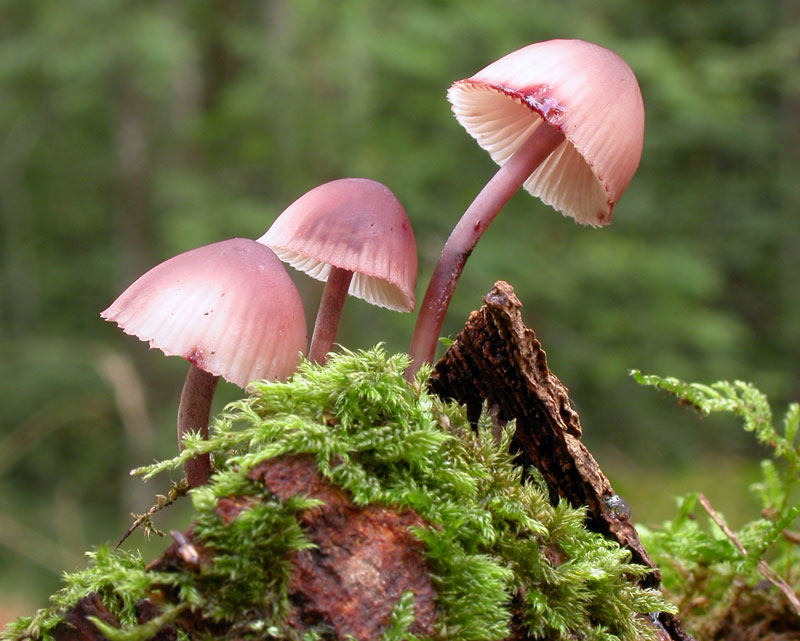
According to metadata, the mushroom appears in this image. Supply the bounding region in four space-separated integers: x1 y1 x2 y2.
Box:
259 178 417 364
102 238 307 487
407 39 645 376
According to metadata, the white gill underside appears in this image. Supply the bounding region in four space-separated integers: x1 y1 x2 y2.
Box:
271 248 411 312
450 85 609 226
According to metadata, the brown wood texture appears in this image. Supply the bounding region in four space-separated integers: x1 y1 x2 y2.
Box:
429 280 694 640
429 281 655 575
143 455 438 641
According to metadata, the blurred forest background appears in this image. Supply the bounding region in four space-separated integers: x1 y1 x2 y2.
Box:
1 0 799 621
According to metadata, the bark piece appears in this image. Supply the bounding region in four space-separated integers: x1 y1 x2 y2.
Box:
429 283 651 570
134 600 177 641
250 456 438 641
51 593 120 641
429 281 654 576
144 456 438 641
429 281 697 639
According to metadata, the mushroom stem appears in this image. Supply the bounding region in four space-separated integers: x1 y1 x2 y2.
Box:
309 266 354 365
177 364 220 487
407 122 565 378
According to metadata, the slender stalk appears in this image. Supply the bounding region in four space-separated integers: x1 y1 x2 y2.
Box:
309 266 354 364
177 364 219 487
407 123 565 377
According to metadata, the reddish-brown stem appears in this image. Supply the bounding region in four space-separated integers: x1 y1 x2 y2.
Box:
177 364 219 488
406 123 565 378
309 266 354 365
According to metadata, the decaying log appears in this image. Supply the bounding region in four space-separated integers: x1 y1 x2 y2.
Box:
429 280 694 640
251 455 438 639
50 594 179 641
48 282 694 641
141 455 439 641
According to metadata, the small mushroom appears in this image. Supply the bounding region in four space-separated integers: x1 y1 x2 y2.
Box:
259 178 417 364
102 238 307 487
407 39 644 375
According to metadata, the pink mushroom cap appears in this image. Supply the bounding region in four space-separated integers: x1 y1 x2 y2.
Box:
258 178 417 313
447 39 645 227
101 238 308 388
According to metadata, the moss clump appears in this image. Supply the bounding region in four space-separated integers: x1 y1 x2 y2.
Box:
632 371 800 638
4 348 673 641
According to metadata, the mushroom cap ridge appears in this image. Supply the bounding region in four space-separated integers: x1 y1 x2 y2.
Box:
259 178 417 313
448 38 645 226
101 238 308 388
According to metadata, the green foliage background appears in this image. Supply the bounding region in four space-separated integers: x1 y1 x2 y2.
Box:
1 0 799 618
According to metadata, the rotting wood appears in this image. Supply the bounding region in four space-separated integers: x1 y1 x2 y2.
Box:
142 455 439 641
429 280 694 640
51 594 121 641
47 284 696 641
428 281 654 573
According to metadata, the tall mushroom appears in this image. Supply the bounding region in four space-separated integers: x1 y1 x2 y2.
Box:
407 39 645 376
102 238 307 487
258 178 417 364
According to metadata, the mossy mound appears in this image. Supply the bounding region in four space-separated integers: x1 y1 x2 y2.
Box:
4 348 673 641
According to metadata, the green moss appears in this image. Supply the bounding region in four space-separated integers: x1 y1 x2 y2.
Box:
632 370 800 635
3 349 673 641
0 548 173 641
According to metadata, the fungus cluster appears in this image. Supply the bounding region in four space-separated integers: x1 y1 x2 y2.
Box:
102 38 644 491
103 181 417 485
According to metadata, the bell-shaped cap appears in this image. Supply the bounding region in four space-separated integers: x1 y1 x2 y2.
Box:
258 178 417 312
448 39 644 226
101 238 307 388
